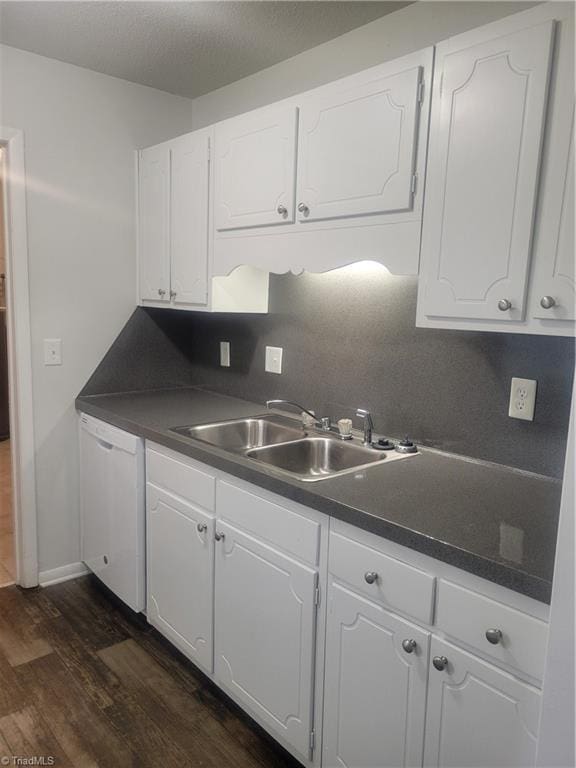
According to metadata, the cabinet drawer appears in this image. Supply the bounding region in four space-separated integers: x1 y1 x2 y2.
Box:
217 481 321 565
436 580 548 680
329 531 435 624
146 444 216 511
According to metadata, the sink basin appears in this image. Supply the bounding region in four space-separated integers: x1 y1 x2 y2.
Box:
246 437 388 482
171 415 304 451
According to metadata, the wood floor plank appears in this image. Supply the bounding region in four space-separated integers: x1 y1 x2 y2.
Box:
0 652 32 717
16 652 133 768
0 588 53 666
0 705 74 767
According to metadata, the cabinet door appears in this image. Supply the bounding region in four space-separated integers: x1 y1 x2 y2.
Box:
531 112 575 320
170 132 210 307
297 62 423 222
214 106 298 231
419 20 554 321
323 582 429 768
214 520 318 761
147 483 214 673
139 144 170 302
424 637 541 768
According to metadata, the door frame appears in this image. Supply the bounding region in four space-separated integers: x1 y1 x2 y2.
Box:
1 125 39 588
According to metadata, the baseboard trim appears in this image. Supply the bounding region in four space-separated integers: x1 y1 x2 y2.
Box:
39 562 89 587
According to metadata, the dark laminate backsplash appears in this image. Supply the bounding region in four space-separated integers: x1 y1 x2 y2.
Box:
82 266 575 478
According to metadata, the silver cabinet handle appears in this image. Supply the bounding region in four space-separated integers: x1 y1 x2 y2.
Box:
364 571 378 585
485 628 503 645
277 204 288 216
215 531 225 541
402 638 417 654
297 202 310 216
433 655 449 671
170 290 177 299
540 296 556 309
158 288 166 297
498 299 512 311
196 523 207 533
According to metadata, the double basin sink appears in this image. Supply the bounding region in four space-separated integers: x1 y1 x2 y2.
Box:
171 414 410 483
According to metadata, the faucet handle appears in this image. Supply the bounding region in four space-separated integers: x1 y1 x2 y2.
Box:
356 408 373 423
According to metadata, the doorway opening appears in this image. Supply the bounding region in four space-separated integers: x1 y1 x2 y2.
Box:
0 147 15 587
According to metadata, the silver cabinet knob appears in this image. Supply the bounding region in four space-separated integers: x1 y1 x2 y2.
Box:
297 202 310 216
158 288 166 297
433 655 449 671
498 299 512 311
277 204 288 216
196 523 207 533
215 531 225 541
364 571 378 585
402 638 417 654
540 296 556 309
485 628 503 645
170 290 177 299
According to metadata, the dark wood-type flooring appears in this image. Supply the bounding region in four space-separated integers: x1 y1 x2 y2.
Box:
0 576 302 767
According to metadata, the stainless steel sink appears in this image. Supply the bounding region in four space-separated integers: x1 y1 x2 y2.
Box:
171 415 305 451
246 437 388 482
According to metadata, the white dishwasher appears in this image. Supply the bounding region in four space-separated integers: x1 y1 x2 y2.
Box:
79 413 145 611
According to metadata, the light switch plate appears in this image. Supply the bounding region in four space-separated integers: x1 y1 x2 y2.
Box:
265 346 283 374
508 377 537 421
220 341 230 367
44 338 62 366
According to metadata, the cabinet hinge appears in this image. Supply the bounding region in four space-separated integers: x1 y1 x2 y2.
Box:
314 586 321 606
417 79 425 105
309 729 316 755
411 173 418 196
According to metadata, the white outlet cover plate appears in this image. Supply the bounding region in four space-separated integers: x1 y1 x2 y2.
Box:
44 338 62 366
508 377 537 421
265 346 283 374
220 341 230 367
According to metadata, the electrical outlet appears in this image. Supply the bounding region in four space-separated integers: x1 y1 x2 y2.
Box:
508 377 537 421
265 346 283 374
44 338 62 366
220 341 230 367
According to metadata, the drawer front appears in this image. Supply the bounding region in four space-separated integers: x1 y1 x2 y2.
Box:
217 481 321 565
436 579 548 680
146 445 216 511
329 531 435 624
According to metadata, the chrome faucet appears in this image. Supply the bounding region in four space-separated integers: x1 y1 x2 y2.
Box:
356 408 374 446
266 399 324 429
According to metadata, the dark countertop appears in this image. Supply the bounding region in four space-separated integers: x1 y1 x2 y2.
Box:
76 387 562 603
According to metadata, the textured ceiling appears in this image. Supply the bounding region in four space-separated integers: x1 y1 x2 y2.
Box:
0 1 412 98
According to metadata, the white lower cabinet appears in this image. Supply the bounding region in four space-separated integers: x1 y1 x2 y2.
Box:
214 520 319 761
146 483 215 673
323 581 430 768
424 638 541 768
145 444 548 768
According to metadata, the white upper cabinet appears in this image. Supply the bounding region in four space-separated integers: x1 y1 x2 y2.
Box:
531 116 575 321
214 106 298 231
418 19 554 322
139 144 170 302
170 132 209 306
212 48 433 277
297 63 422 222
137 128 269 313
418 3 575 336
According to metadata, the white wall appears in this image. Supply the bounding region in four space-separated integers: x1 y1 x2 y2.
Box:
191 1 535 129
0 45 193 575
